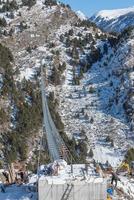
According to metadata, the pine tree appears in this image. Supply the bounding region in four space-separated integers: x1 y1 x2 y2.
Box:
22 0 36 7
89 148 93 158
0 17 7 27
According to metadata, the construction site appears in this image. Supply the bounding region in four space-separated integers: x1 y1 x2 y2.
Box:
38 163 107 200
0 65 133 200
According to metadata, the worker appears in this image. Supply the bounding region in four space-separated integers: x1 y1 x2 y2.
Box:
20 171 24 182
53 161 60 176
60 145 68 160
0 178 5 193
111 171 120 188
0 182 5 193
2 171 9 184
130 161 134 176
107 195 112 200
119 160 130 174
107 186 113 195
95 164 104 178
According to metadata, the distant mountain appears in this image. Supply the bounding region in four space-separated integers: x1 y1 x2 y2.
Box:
76 10 87 21
90 7 134 32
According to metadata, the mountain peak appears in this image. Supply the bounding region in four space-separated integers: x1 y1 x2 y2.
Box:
76 10 87 21
96 6 134 20
90 6 134 32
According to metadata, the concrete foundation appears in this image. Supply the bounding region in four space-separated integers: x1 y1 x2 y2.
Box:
38 177 107 200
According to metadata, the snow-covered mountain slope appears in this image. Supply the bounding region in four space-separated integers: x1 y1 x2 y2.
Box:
0 0 133 163
0 1 134 199
90 7 134 33
56 27 134 164
0 0 80 164
76 10 87 21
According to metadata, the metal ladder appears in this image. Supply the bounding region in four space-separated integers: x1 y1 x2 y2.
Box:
61 184 73 200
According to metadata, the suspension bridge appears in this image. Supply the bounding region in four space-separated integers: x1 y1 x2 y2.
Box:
38 65 107 200
40 65 68 162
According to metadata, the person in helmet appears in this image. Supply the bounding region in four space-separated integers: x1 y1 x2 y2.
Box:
111 171 120 188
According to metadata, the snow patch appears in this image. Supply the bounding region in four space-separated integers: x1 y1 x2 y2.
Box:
18 68 36 81
93 145 123 167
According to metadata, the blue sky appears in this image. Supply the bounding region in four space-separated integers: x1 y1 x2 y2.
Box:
60 0 134 16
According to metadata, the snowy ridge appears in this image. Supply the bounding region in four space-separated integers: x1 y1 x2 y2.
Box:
76 10 87 21
90 6 134 32
95 7 134 20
